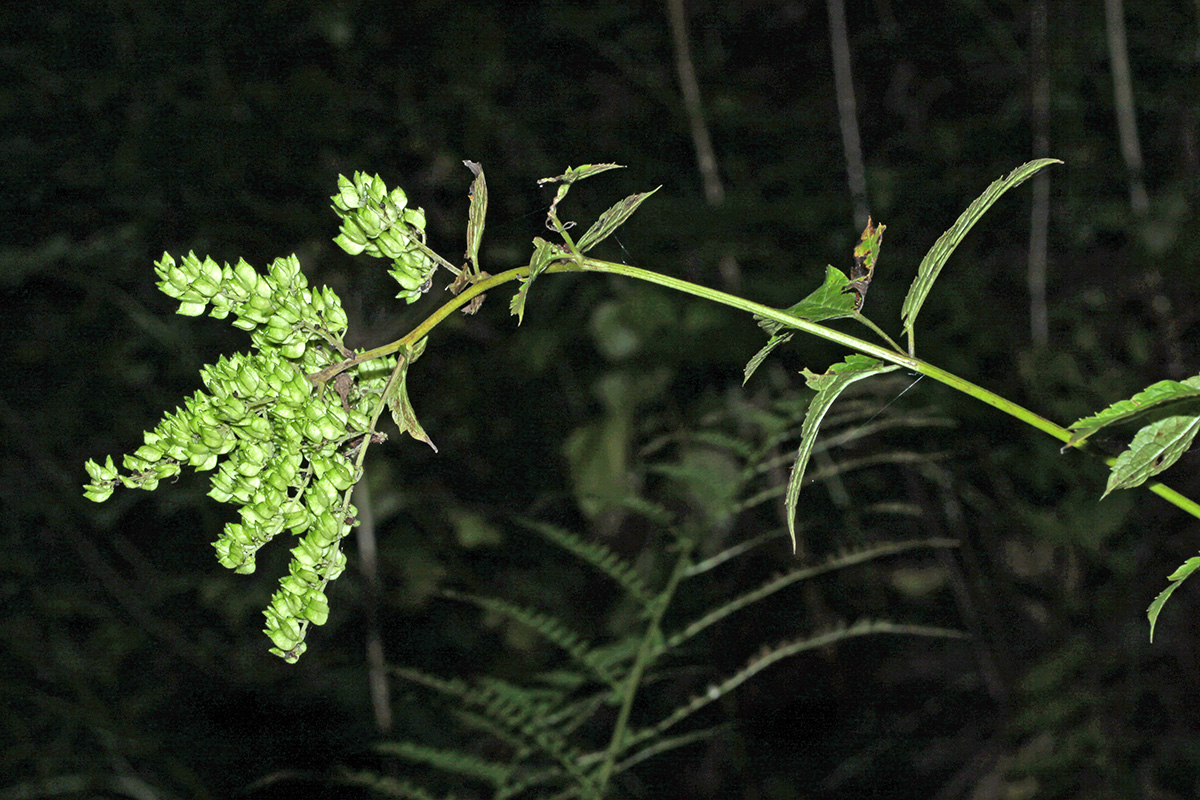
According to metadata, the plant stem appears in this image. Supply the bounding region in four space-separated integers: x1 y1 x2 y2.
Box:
337 256 1200 522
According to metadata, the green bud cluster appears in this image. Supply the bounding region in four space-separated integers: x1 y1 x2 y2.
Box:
330 172 437 304
84 243 401 662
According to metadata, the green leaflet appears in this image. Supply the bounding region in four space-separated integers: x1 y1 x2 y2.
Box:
384 337 437 452
742 332 794 385
1103 414 1200 498
576 187 660 253
538 163 624 186
1067 376 1200 447
509 236 565 324
901 159 1061 341
747 223 895 385
783 354 900 550
1148 556 1200 642
739 266 854 383
745 266 857 384
374 741 511 787
538 163 625 219
760 265 860 337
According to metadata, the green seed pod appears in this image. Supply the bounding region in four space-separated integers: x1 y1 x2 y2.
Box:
300 590 329 625
264 615 302 651
235 456 263 478
374 227 408 259
152 462 181 482
336 231 369 257
356 206 383 238
301 420 326 444
365 173 387 204
232 258 258 290
335 174 362 210
134 443 164 462
403 207 427 231
289 561 321 586
326 461 356 492
304 509 336 544
279 574 308 597
325 545 347 580
83 483 114 503
315 415 344 441
295 533 327 565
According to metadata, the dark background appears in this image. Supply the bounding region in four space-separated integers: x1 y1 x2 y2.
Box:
4 1 1200 798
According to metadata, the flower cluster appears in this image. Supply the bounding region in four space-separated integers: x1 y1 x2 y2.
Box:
331 171 437 304
84 248 398 662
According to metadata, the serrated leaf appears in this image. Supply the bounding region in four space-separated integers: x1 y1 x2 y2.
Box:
1148 556 1200 642
743 332 793 385
384 337 437 452
1067 376 1200 447
509 237 564 324
537 163 624 186
901 159 1061 337
463 160 487 274
783 355 900 551
1103 414 1200 497
576 187 660 253
759 265 859 338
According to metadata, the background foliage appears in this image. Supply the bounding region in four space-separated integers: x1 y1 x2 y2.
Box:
4 1 1200 798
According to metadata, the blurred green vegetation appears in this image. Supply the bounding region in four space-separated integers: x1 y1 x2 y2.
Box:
3 1 1200 798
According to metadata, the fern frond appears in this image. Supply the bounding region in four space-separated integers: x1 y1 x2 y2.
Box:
631 618 968 750
685 530 785 577
608 494 676 526
495 766 573 800
337 768 468 800
391 665 472 700
442 589 622 688
518 519 654 610
453 707 530 753
469 678 598 793
475 675 565 729
752 407 951 471
609 724 726 777
668 539 959 650
536 686 618 737
748 445 949 486
395 665 592 787
374 741 512 787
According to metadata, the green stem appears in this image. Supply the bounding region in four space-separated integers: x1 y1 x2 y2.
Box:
329 256 1200 522
595 535 696 795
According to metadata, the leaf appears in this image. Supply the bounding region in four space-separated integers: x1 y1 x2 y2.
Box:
373 741 511 787
783 355 900 550
576 187 660 253
440 589 620 687
901 159 1061 337
760 265 859 337
509 237 565 324
1103 414 1200 497
844 218 885 311
537 163 624 186
743 332 793 385
538 164 626 221
385 337 437 452
1148 556 1200 642
463 160 487 274
1067 376 1200 447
